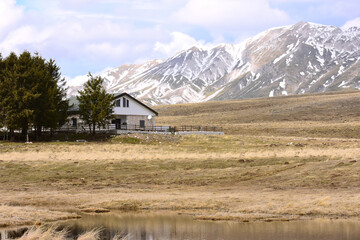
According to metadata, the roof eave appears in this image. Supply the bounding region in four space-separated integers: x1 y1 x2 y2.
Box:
113 93 158 116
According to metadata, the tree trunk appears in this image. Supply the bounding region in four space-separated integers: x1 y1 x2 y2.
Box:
92 124 96 136
9 128 15 142
36 125 42 141
21 128 27 142
34 126 37 141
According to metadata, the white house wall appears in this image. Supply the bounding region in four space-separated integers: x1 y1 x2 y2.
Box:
127 115 155 127
113 97 156 117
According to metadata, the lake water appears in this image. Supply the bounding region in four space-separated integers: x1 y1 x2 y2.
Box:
2 213 360 240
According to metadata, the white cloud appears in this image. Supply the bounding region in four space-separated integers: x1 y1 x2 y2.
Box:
64 66 114 87
64 74 89 87
270 0 329 3
173 0 290 35
342 18 360 29
7 0 354 82
0 26 52 55
0 0 172 76
154 32 208 56
0 0 293 79
320 5 358 21
0 0 24 37
84 42 128 60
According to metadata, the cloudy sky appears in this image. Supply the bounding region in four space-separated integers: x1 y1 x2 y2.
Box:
1 0 359 84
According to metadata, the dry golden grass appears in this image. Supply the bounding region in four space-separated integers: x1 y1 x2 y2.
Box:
18 227 68 240
154 90 360 138
1 91 360 227
0 205 77 228
1 133 360 225
77 229 101 240
16 227 122 240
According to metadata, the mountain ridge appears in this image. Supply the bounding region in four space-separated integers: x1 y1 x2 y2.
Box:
67 21 360 105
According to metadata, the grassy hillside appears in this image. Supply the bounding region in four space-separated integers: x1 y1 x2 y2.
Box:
2 134 360 226
154 90 360 138
2 91 360 228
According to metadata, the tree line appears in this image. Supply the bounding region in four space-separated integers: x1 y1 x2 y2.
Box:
0 51 114 141
0 51 69 141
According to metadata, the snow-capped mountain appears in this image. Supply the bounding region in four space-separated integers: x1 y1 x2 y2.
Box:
68 21 360 105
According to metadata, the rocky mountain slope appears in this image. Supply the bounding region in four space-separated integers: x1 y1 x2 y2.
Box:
68 21 360 105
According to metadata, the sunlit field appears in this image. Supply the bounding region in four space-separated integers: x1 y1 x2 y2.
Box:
1 91 360 228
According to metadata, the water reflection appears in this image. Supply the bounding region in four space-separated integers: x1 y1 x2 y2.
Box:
62 213 360 240
1 213 360 240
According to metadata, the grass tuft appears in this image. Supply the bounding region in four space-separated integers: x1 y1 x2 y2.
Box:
17 227 68 240
17 227 123 240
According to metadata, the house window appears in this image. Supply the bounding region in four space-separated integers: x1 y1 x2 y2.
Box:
72 118 77 127
123 97 130 107
140 120 145 128
115 99 121 107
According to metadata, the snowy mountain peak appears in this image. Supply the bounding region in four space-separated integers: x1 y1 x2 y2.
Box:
68 22 360 105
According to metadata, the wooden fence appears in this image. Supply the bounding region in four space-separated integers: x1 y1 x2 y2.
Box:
172 125 223 132
56 124 222 133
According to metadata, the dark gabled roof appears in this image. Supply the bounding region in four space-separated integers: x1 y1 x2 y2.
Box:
68 93 158 116
114 93 158 116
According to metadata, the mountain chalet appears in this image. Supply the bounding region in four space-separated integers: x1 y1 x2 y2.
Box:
67 93 158 132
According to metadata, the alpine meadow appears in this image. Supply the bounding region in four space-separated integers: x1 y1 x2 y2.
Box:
1 1 360 238
1 90 360 230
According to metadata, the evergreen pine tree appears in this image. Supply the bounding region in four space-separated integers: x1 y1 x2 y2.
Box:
1 52 20 141
0 51 69 141
45 59 69 130
77 73 114 135
0 53 4 129
17 51 42 138
31 55 69 138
